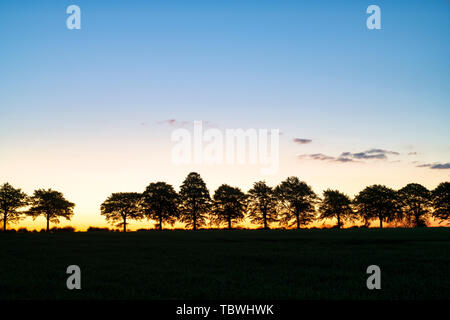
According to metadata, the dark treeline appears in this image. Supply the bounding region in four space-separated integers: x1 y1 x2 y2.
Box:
1 173 449 232
0 185 74 232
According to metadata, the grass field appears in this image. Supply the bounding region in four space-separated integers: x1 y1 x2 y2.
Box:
0 228 449 300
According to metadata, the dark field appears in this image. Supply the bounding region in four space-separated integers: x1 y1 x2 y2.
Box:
0 228 449 300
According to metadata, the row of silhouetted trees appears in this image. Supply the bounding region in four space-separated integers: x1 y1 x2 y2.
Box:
0 185 74 232
100 172 449 231
1 173 449 232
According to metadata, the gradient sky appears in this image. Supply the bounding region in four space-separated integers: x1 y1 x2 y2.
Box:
0 0 449 230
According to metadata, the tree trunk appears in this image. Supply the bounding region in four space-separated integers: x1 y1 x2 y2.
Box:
3 213 7 232
415 206 420 228
46 214 50 233
379 217 383 228
337 214 341 229
123 216 127 233
263 212 268 230
193 214 197 231
296 214 300 229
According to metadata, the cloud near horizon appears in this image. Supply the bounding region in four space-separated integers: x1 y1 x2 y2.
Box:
417 163 450 169
293 138 312 144
157 119 191 127
340 149 400 160
298 148 401 164
298 153 356 163
157 119 219 128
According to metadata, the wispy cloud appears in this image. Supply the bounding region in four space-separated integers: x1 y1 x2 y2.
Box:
366 149 400 155
293 138 312 144
299 153 334 161
157 119 191 127
157 119 218 128
340 149 399 160
298 148 400 164
432 163 450 169
417 163 450 169
335 157 355 163
298 153 356 163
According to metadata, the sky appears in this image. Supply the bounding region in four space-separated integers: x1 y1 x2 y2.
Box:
0 0 449 230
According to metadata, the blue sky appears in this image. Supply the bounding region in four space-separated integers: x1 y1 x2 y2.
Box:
1 0 449 139
0 0 449 228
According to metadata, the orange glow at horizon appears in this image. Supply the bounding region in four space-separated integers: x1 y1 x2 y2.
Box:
1 138 449 231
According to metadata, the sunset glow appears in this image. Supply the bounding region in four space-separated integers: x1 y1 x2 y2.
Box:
1 0 448 231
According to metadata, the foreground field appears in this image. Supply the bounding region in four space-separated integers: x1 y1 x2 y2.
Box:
0 228 449 300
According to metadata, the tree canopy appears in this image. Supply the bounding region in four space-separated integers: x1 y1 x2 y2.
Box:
398 183 432 227
319 189 355 228
353 185 401 228
274 177 318 229
142 182 179 230
179 172 211 230
212 184 247 229
100 192 142 232
431 182 449 222
27 189 75 232
247 181 278 229
0 183 28 231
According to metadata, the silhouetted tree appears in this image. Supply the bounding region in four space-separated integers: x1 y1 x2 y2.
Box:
179 172 211 230
274 177 317 229
100 192 142 232
212 184 246 229
87 226 111 232
142 182 179 230
432 182 449 222
51 226 76 233
27 189 75 232
398 183 432 227
247 181 278 229
319 189 355 228
0 183 28 232
353 185 400 228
